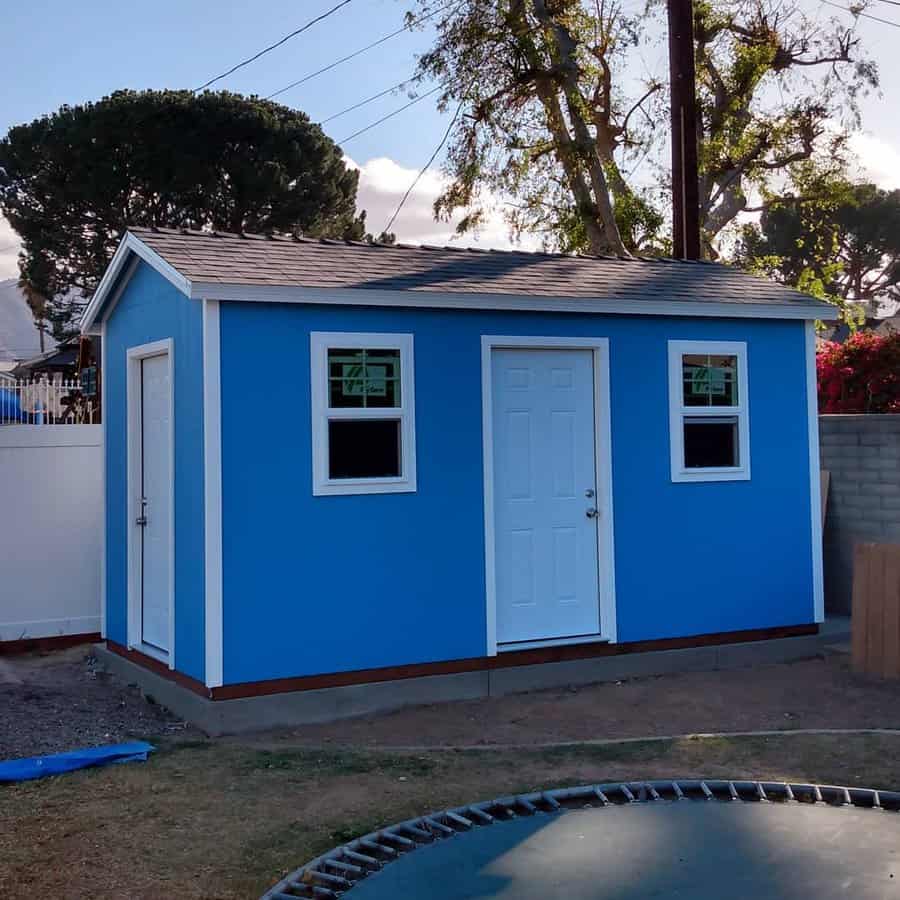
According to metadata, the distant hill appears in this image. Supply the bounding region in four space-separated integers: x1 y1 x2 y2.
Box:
0 279 48 365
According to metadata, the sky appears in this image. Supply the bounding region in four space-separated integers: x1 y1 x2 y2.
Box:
0 0 897 282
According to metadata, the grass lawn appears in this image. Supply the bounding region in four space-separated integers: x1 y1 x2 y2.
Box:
2 732 899 899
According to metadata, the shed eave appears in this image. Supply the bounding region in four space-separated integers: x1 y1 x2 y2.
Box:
189 281 835 321
80 232 193 334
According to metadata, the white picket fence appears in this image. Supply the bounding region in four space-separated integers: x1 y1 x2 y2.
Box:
0 376 99 425
0 425 103 643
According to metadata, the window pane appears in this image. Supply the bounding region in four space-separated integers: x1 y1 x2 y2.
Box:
684 417 738 468
328 419 401 479
327 349 400 408
682 354 738 407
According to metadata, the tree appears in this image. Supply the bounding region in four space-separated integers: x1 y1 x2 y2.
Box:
411 0 876 257
0 90 366 338
694 0 877 254
735 178 900 321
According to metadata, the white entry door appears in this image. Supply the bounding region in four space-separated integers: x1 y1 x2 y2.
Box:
139 353 171 654
492 348 601 645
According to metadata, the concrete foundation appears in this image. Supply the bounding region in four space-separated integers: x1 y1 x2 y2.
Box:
95 621 850 735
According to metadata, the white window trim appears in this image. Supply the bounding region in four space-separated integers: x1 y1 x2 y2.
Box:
668 339 750 483
310 331 417 496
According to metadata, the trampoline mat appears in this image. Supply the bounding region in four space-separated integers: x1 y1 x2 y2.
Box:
343 801 900 899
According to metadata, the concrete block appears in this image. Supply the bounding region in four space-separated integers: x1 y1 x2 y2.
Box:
819 433 858 447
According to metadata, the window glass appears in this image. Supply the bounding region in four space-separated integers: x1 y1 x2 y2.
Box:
682 353 737 407
328 349 401 409
683 418 738 468
328 419 402 479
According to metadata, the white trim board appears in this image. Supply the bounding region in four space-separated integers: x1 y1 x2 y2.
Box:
125 338 176 668
203 300 224 688
805 321 825 623
100 320 107 639
192 282 830 321
480 335 618 657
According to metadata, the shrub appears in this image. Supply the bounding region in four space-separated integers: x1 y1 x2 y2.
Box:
817 330 900 413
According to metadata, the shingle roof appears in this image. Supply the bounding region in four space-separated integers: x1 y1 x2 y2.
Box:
129 227 831 312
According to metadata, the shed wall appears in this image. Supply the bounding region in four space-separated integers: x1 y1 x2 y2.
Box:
219 303 815 685
104 261 205 681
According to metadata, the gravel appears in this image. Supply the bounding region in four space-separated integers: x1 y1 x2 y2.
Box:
0 646 191 760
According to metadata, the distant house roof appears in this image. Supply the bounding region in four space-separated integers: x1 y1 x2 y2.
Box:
81 227 835 332
11 340 79 377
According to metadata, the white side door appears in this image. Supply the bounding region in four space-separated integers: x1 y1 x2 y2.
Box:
139 353 171 653
492 348 601 645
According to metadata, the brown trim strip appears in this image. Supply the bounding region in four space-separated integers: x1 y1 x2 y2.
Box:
106 623 818 702
0 632 101 656
210 622 818 701
106 640 211 698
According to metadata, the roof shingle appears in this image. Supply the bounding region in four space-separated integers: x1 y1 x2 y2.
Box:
129 226 831 311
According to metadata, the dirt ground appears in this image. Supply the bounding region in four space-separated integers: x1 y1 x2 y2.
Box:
3 647 900 898
250 652 900 750
3 647 900 759
0 647 194 760
2 732 899 899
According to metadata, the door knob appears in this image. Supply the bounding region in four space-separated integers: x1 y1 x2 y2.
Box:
586 507 599 519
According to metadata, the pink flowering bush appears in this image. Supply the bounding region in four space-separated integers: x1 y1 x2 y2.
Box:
817 331 900 413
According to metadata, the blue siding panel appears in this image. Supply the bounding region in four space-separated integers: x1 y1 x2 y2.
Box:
220 303 815 685
104 262 205 681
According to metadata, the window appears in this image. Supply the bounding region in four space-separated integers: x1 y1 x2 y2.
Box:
668 340 750 482
311 332 416 495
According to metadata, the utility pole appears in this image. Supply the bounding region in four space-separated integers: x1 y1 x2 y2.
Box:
667 0 701 260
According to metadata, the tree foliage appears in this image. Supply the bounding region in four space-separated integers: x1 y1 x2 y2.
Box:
735 176 900 321
412 0 876 258
818 331 900 414
0 89 365 339
694 0 877 253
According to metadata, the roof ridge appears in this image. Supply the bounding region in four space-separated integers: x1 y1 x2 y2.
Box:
128 224 736 267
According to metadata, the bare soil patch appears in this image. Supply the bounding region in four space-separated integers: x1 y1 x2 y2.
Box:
244 653 900 750
2 733 899 899
0 647 194 760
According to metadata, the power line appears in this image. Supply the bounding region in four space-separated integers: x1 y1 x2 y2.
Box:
194 0 354 93
266 0 457 101
821 0 900 26
871 0 900 7
337 86 443 144
383 101 463 235
321 78 416 124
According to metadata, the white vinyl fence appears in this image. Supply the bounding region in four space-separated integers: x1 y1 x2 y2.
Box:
0 376 99 425
0 425 102 644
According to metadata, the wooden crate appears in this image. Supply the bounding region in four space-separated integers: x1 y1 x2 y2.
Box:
852 543 900 679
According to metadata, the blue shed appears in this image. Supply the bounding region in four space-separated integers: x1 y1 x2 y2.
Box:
82 228 832 724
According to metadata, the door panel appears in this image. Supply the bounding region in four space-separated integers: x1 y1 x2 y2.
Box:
492 348 600 644
140 353 171 653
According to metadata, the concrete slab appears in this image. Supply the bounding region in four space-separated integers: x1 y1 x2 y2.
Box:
95 626 837 733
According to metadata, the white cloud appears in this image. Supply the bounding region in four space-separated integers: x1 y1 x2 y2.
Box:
0 216 21 281
849 132 900 190
350 156 542 251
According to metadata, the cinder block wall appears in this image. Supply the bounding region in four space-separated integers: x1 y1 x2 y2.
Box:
820 415 900 614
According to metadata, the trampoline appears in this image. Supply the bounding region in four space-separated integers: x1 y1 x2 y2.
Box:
263 780 900 899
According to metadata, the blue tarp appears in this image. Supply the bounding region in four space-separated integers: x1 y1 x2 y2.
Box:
0 741 156 783
0 387 23 422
